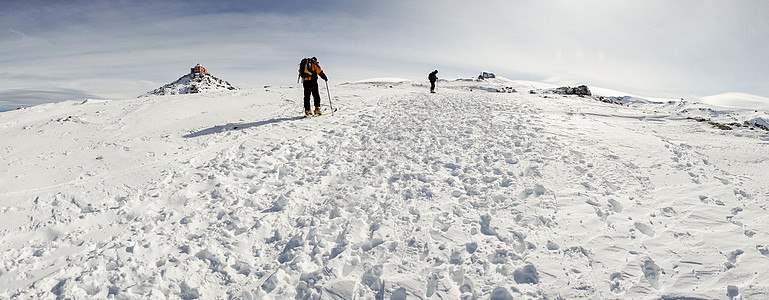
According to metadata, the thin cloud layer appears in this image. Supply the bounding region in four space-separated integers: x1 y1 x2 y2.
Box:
0 88 103 111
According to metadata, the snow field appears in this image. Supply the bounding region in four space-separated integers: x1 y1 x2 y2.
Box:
1 80 768 299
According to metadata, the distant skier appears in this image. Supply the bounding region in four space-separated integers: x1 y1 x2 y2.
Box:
428 70 438 93
299 57 328 116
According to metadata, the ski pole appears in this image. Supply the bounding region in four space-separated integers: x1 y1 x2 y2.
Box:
325 80 334 116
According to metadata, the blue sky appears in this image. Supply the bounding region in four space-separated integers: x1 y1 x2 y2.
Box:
1 0 768 111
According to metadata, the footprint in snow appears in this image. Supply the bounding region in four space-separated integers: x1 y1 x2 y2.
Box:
660 207 677 217
607 199 623 213
513 264 539 284
479 215 498 236
490 287 514 300
641 258 662 290
546 240 560 251
609 272 631 294
726 249 744 264
634 222 655 237
757 245 769 257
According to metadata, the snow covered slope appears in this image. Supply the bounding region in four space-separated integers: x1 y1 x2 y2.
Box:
1 79 768 299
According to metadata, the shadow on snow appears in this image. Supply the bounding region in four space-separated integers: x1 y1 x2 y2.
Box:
183 116 303 138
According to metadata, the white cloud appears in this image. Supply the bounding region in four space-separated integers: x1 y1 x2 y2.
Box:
699 93 769 111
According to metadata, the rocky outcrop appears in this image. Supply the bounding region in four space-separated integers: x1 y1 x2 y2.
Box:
550 85 592 96
141 69 237 97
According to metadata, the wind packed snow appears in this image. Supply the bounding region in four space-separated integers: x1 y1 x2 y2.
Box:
1 78 769 299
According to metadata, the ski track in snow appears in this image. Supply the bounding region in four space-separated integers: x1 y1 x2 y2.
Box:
1 81 769 299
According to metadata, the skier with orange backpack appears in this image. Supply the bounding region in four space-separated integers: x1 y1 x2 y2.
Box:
299 57 328 116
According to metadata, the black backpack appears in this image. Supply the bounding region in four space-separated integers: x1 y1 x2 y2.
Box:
299 58 315 78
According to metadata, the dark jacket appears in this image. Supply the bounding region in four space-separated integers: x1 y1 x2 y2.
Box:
428 71 438 82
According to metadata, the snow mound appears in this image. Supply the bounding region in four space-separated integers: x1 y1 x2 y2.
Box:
479 77 558 90
79 99 111 105
349 78 412 84
141 72 237 97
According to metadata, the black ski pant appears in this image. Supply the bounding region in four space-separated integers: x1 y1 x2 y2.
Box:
430 80 436 92
303 80 321 111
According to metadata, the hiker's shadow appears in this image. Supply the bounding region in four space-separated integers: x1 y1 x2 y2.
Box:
183 116 303 138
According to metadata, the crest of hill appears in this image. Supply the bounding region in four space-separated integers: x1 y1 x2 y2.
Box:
141 66 237 97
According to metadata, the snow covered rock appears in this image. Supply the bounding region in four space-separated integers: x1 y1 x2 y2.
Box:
746 117 769 131
141 65 237 97
594 95 664 106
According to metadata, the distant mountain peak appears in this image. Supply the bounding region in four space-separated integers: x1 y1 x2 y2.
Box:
141 64 237 97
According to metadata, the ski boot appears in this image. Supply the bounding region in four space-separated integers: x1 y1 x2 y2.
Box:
314 107 322 115
305 110 313 117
